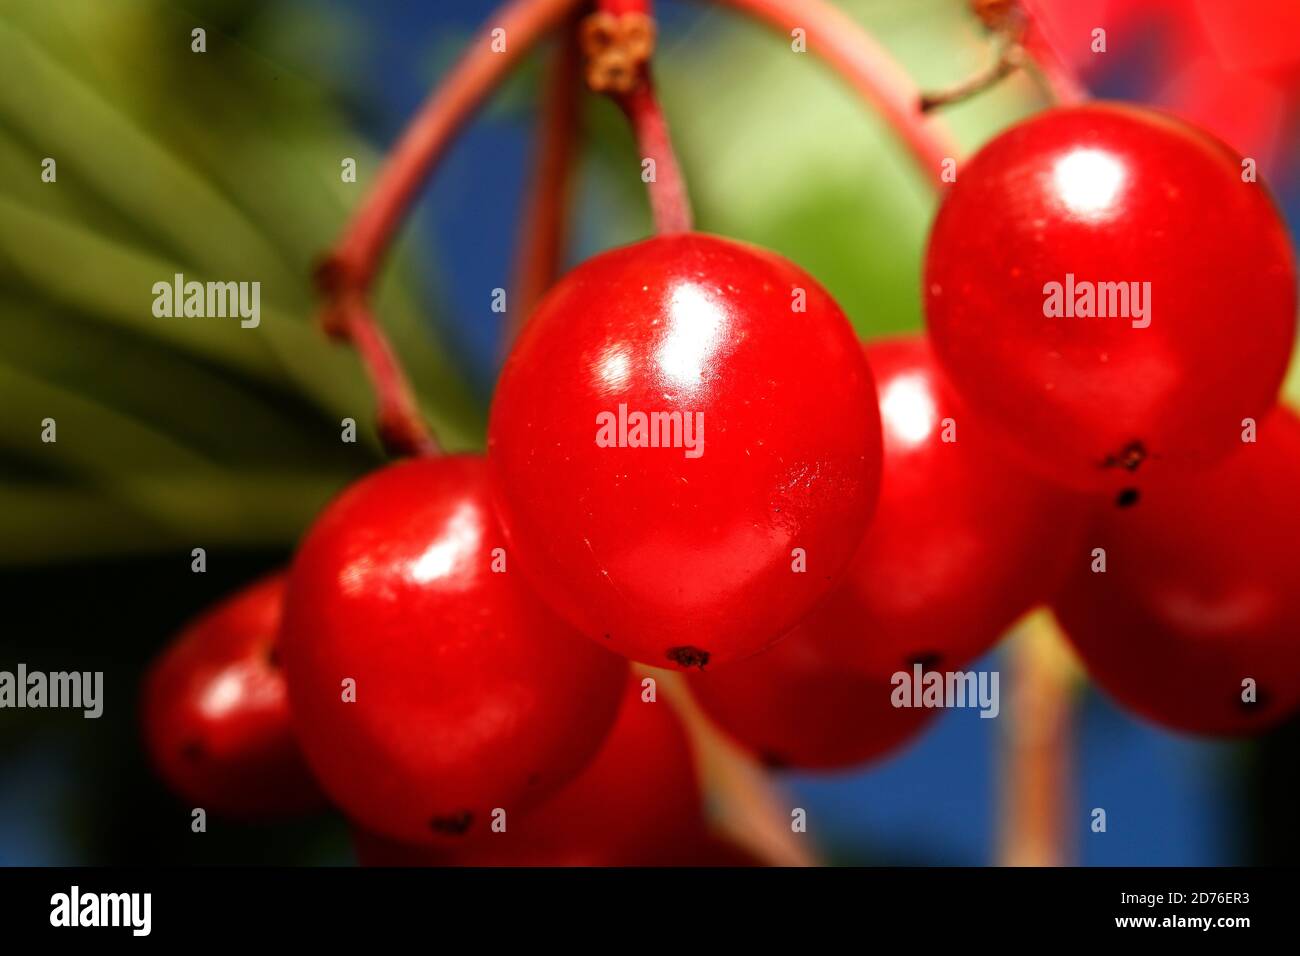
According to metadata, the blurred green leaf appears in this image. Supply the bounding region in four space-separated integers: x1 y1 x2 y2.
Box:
0 0 484 565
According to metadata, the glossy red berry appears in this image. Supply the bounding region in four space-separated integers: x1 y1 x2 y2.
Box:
804 335 1085 679
690 625 933 770
280 455 626 847
1053 407 1300 735
489 233 883 669
141 574 325 819
924 102 1296 491
354 675 706 866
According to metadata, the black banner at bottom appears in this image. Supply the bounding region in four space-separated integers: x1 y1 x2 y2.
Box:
0 866 1282 941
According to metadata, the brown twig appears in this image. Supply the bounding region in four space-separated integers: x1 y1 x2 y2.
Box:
920 0 1086 114
920 42 1026 112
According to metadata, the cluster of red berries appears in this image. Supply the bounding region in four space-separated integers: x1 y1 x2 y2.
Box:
142 102 1298 863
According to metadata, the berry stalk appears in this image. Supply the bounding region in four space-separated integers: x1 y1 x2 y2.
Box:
611 74 694 234
652 671 817 866
588 1 694 234
920 42 1027 113
341 295 440 457
998 618 1079 866
920 0 1087 113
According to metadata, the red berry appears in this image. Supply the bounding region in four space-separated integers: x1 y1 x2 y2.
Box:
689 626 933 770
280 455 626 847
1053 407 1300 735
350 828 437 867
924 103 1296 491
489 233 882 669
141 574 325 819
678 837 767 867
804 335 1085 679
353 675 706 866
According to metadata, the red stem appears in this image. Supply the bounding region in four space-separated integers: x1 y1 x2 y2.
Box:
614 73 694 234
317 0 586 456
339 295 440 456
593 0 694 234
508 24 584 348
327 0 589 292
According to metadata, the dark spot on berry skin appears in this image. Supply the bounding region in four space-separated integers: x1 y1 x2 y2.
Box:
666 646 711 670
180 740 204 762
1101 440 1148 473
527 773 541 787
264 643 281 668
602 633 611 640
1115 488 1140 508
909 652 943 671
429 811 474 836
760 751 790 771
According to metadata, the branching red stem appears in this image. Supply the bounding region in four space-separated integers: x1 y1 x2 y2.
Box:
320 0 1059 453
316 0 586 455
336 294 440 456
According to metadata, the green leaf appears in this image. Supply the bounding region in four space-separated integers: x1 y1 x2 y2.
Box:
0 0 484 565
